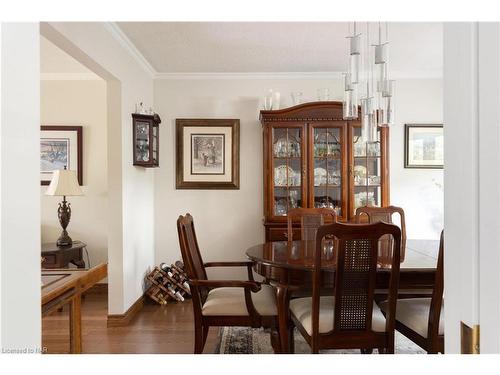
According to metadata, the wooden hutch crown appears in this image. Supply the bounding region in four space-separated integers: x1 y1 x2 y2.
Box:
260 101 390 242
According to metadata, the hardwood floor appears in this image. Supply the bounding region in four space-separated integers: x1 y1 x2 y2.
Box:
42 292 219 354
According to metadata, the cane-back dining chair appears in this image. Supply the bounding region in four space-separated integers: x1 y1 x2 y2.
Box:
379 230 444 353
177 213 279 353
355 206 406 262
289 222 402 353
287 208 337 242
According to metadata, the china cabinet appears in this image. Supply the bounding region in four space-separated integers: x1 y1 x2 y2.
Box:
132 113 161 167
260 101 389 241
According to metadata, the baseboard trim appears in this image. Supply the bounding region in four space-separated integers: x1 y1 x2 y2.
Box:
107 294 145 327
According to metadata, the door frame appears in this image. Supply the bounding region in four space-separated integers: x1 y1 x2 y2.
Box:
444 22 500 353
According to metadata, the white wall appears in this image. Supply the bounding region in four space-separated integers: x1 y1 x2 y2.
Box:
0 23 41 351
153 78 443 275
41 22 154 314
391 79 444 240
40 79 108 269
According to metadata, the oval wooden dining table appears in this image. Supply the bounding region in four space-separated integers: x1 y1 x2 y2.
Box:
246 240 437 353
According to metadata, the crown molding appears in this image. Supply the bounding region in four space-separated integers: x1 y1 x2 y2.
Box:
40 72 103 81
154 71 442 80
103 22 157 78
154 72 345 80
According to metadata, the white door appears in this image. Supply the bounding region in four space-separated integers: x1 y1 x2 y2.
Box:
444 22 500 353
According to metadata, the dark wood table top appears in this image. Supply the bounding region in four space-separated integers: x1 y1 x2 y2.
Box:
246 240 437 271
41 241 87 253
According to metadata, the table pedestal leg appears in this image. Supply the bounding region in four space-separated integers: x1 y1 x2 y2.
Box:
276 283 291 354
69 295 82 354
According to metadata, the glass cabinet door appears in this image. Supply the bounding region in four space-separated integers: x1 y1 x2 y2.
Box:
135 120 150 163
311 126 343 217
271 126 304 217
152 124 158 165
352 126 382 216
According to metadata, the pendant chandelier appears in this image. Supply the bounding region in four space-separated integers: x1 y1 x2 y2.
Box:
343 22 395 143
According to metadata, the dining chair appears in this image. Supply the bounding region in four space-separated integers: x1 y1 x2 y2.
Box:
177 213 279 354
287 208 337 242
289 221 402 353
379 230 444 353
355 206 406 262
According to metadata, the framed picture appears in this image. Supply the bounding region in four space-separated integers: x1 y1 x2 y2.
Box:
404 124 443 169
176 119 240 189
40 125 83 185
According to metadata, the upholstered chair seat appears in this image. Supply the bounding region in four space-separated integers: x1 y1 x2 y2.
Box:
202 285 278 316
290 296 387 335
378 231 444 353
287 222 402 354
379 298 444 338
177 213 280 354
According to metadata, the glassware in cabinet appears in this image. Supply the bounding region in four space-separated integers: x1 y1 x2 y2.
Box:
271 126 304 217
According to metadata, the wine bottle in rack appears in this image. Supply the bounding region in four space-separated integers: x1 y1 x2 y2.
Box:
171 264 187 280
167 282 185 302
161 264 180 283
171 264 190 292
155 272 164 285
160 263 171 274
163 285 177 300
174 290 185 302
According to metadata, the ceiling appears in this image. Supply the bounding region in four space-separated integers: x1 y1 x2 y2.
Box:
117 22 443 78
40 36 101 79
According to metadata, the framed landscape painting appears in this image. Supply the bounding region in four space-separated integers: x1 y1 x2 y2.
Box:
404 124 443 169
40 125 83 185
176 119 240 189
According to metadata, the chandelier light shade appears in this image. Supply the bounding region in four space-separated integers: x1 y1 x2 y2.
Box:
342 22 361 120
361 97 377 143
343 83 358 120
344 22 395 130
349 54 360 84
374 44 387 64
375 22 394 127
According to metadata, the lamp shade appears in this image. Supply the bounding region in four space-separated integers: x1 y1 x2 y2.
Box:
45 169 83 196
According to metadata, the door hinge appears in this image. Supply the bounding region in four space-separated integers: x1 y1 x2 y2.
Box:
461 321 480 354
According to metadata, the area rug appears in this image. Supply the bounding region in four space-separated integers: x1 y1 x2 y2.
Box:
215 327 425 354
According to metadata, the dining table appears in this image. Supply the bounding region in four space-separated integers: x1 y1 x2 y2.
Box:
245 240 437 353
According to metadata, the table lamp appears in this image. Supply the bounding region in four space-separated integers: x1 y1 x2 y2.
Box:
45 166 83 246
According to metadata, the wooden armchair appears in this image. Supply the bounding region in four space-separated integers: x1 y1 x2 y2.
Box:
289 222 402 353
287 208 337 241
355 206 406 262
379 230 444 353
176 213 279 353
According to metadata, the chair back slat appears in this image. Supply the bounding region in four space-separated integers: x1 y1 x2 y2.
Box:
287 208 336 242
336 237 377 331
177 214 208 281
355 206 406 262
312 222 401 339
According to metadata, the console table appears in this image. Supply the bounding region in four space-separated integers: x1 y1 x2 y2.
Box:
42 241 87 269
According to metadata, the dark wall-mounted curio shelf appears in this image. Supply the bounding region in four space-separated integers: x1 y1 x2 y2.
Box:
132 113 161 168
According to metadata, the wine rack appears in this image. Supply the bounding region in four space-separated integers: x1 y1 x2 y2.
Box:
146 261 191 305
